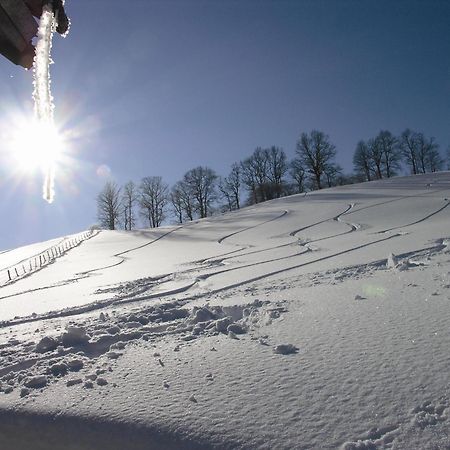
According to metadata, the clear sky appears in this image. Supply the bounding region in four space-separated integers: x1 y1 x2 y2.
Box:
0 0 449 250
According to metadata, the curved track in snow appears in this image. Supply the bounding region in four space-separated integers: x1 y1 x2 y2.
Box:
289 204 353 237
192 233 403 297
217 210 289 244
374 200 450 234
0 230 411 328
344 187 450 217
77 227 182 276
0 228 182 306
3 183 450 328
204 204 359 266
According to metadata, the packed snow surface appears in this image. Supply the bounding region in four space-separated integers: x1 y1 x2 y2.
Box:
1 173 450 449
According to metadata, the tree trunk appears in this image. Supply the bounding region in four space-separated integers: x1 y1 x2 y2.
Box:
315 172 322 190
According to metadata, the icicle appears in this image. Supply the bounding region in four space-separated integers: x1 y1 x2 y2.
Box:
33 4 57 203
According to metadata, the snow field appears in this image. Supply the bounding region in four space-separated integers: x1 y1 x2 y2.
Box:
0 172 450 448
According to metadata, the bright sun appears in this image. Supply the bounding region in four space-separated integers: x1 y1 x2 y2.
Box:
11 120 63 172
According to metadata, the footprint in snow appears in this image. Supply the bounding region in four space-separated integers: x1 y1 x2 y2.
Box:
411 399 448 429
96 377 108 386
273 344 298 355
341 424 399 449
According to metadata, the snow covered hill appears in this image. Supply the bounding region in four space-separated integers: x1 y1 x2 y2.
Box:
1 172 450 449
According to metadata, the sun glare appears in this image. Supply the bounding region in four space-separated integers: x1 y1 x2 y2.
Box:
11 120 63 172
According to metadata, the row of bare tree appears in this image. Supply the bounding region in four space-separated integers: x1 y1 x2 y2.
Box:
97 129 449 229
221 130 342 206
96 166 219 230
97 130 343 229
353 129 445 181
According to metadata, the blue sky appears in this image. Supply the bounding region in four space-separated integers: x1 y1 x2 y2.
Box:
0 0 449 250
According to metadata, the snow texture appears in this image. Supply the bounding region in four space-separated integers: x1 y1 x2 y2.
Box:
1 172 450 448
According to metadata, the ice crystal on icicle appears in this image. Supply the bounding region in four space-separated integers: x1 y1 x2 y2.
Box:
33 4 57 203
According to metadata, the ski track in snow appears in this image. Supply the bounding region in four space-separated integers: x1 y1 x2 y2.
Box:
343 187 450 217
0 227 183 299
0 210 292 320
217 209 289 244
9 186 441 313
0 204 345 325
2 174 450 449
201 205 355 266
2 189 449 326
0 228 182 319
289 204 353 237
77 226 182 276
193 209 290 264
374 199 450 234
190 232 403 297
0 228 432 328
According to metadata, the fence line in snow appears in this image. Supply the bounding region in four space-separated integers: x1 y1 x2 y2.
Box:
0 230 98 286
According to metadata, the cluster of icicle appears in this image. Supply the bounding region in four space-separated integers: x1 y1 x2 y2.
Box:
33 4 56 203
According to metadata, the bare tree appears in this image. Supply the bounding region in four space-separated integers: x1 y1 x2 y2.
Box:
122 181 138 230
335 173 357 186
218 163 241 211
170 185 185 224
399 129 419 175
377 130 400 178
251 148 270 200
425 145 444 172
324 164 343 188
218 177 233 212
97 181 121 230
416 134 442 173
368 137 384 179
241 148 271 202
266 146 288 198
139 176 168 228
227 162 241 209
240 147 288 203
289 158 306 193
183 166 217 218
296 130 337 190
172 180 195 222
353 140 373 181
240 157 258 204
